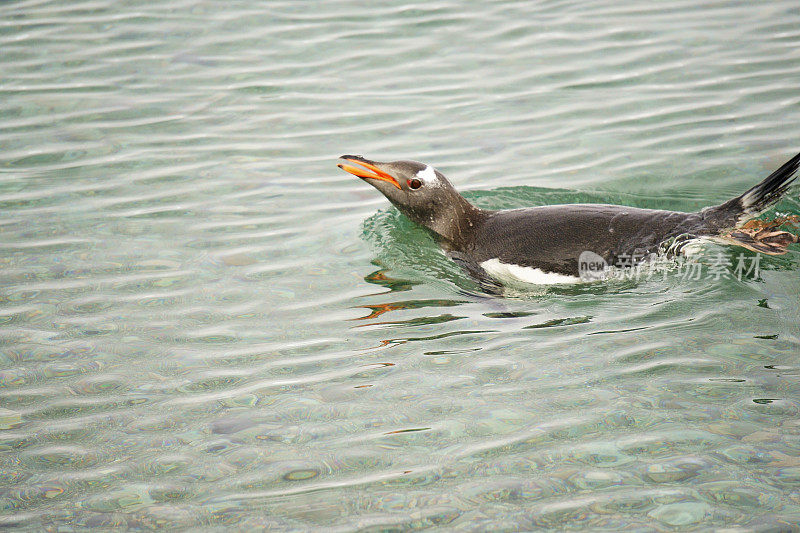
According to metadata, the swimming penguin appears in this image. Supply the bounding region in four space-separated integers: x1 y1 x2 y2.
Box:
338 153 799 288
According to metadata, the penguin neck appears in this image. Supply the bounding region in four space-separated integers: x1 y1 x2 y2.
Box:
424 194 488 249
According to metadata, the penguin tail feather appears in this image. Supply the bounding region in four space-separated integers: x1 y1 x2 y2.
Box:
705 151 800 255
736 151 800 217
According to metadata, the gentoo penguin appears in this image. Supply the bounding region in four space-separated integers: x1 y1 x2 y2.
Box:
338 153 800 288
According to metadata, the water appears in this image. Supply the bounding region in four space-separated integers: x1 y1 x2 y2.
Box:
2 0 800 529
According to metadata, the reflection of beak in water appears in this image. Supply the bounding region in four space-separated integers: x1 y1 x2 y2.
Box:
361 329 496 352
363 266 417 293
356 266 470 343
352 298 467 321
352 302 408 321
356 265 499 350
352 313 465 329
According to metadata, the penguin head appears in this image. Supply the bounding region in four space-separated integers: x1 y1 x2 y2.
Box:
338 155 475 240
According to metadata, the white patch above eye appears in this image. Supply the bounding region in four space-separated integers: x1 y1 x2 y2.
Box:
416 165 438 185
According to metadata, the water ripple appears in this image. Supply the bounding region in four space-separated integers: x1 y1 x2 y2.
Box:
3 0 800 529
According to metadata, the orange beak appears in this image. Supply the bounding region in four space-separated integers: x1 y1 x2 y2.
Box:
338 156 401 190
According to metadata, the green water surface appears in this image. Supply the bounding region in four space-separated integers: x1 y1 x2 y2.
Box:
2 0 800 530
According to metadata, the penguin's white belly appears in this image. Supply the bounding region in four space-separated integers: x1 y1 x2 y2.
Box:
479 258 581 285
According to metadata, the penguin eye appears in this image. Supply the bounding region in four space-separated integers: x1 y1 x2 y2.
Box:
408 178 422 190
